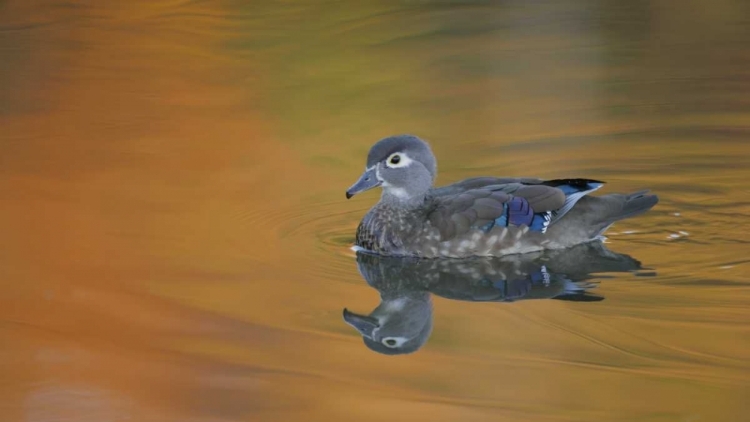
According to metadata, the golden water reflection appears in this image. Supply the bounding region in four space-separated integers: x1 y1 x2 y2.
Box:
1 1 749 421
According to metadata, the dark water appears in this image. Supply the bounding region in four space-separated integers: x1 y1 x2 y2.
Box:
1 1 749 421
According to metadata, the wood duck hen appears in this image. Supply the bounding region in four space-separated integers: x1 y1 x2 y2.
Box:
345 135 658 258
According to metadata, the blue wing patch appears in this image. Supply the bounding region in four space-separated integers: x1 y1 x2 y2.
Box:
507 196 533 226
529 211 552 233
478 198 551 233
478 180 604 234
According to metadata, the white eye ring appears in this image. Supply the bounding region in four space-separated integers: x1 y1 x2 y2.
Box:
385 152 413 168
381 337 407 348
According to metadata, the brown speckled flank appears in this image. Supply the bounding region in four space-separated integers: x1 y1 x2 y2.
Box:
356 196 627 258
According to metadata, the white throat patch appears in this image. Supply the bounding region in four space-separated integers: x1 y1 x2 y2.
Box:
382 184 410 199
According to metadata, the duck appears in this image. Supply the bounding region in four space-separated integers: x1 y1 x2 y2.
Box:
345 134 658 258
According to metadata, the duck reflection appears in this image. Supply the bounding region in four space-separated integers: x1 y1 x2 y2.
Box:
343 242 644 355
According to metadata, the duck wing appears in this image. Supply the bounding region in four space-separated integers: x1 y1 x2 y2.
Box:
427 178 605 240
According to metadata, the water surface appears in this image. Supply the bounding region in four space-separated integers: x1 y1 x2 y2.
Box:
1 1 749 421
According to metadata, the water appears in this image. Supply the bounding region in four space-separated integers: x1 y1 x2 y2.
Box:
1 1 749 421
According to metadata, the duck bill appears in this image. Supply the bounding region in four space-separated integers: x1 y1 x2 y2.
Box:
343 308 379 338
346 167 381 199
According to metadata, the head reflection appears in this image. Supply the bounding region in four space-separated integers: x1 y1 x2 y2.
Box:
343 242 644 355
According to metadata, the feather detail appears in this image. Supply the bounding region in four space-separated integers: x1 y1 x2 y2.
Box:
548 181 604 224
529 211 552 233
507 197 533 226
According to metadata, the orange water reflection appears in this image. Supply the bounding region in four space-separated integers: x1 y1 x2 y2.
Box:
1 1 749 421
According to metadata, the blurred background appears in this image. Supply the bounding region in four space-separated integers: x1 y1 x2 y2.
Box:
1 1 749 421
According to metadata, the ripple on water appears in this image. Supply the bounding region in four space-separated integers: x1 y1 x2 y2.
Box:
266 197 364 282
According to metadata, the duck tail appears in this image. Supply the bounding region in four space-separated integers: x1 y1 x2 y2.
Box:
577 190 658 239
607 190 659 223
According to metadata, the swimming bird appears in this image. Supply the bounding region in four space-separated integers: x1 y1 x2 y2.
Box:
345 135 658 258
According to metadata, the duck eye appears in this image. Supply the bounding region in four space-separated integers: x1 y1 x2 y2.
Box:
383 339 397 347
389 155 401 165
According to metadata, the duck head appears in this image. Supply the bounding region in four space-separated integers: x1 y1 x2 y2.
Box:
346 135 437 206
